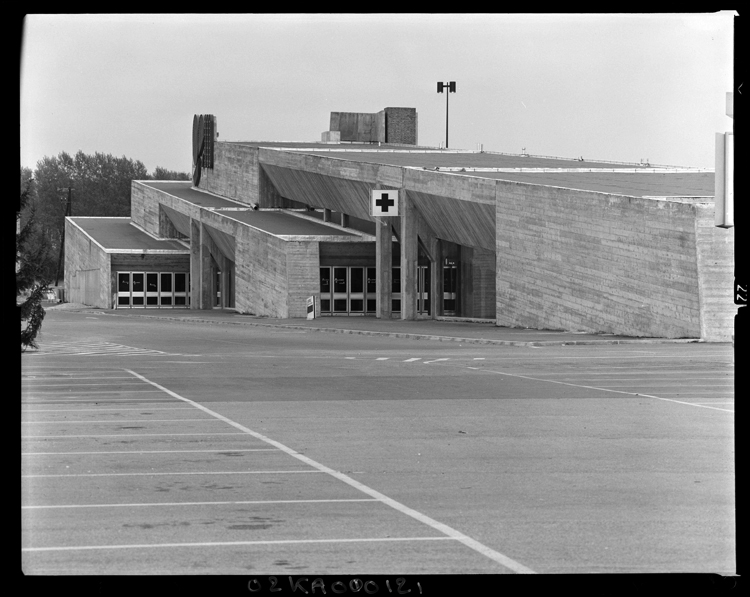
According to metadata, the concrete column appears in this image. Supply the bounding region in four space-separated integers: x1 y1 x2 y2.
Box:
375 211 393 320
340 212 349 228
323 208 332 223
190 219 201 310
222 258 233 309
431 239 443 319
458 245 474 318
400 189 418 320
199 223 213 309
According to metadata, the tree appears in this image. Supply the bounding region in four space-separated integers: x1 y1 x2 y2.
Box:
18 177 52 351
28 151 190 285
151 166 191 181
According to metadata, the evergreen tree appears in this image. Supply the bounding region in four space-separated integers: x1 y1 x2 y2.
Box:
18 177 52 351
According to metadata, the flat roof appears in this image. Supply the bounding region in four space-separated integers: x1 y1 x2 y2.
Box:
142 181 362 238
218 210 361 237
143 181 246 209
235 143 714 199
275 147 644 170
474 171 714 198
68 218 189 252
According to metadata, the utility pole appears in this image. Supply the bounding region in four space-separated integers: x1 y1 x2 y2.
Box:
55 187 73 287
437 81 456 148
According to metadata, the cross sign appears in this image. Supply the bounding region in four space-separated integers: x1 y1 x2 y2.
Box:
376 192 395 212
371 189 399 216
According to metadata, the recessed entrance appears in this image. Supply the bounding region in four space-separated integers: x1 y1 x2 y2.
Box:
319 266 376 315
117 272 189 308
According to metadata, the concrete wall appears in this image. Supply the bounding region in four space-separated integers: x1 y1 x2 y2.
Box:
471 247 496 318
197 142 290 208
694 203 735 341
495 181 711 338
233 224 320 318
199 142 258 205
131 182 164 236
385 107 418 145
64 219 111 309
330 112 384 143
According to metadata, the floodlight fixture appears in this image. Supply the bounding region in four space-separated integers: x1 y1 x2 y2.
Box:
437 81 456 148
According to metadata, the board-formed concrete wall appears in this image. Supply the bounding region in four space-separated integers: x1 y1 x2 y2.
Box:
233 226 320 318
200 142 259 205
131 182 163 235
197 142 291 208
64 219 111 309
694 203 735 341
494 180 731 339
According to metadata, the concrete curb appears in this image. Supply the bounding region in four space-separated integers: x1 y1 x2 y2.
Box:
73 308 705 347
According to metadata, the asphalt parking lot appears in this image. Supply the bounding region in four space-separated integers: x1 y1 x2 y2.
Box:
21 307 736 585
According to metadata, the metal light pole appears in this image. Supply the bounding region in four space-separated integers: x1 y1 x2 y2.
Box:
55 187 73 286
437 81 456 148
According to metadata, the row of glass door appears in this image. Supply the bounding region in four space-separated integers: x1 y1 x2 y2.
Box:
319 265 457 315
117 272 189 308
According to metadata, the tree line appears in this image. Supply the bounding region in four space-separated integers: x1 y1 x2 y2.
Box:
19 151 190 350
20 151 190 283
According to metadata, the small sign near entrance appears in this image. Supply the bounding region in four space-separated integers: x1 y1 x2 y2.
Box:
370 189 399 216
306 296 315 320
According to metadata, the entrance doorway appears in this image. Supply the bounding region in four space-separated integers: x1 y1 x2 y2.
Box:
117 272 189 308
391 265 430 316
319 266 377 315
443 262 457 315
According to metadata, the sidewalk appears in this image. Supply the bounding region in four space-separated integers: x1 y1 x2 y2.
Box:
47 303 703 347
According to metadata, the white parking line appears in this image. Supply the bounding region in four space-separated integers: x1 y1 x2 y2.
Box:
423 358 450 364
22 536 455 553
23 498 378 510
22 407 197 412
464 367 734 413
403 358 422 362
123 368 537 574
23 432 250 438
23 448 278 456
22 418 221 424
22 470 324 478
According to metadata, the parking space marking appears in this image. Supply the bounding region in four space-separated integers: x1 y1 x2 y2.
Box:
23 448 278 456
23 470 324 478
22 407 197 412
23 498 379 510
124 368 537 574
24 432 251 438
22 536 455 553
463 366 733 412
22 418 221 425
24 340 182 357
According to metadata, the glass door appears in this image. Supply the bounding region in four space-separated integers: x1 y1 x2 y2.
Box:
117 273 131 307
349 267 364 313
146 273 159 307
417 265 430 314
174 273 188 306
160 273 173 307
366 268 377 313
443 264 457 315
391 267 401 313
131 273 145 306
319 267 332 313
332 267 348 313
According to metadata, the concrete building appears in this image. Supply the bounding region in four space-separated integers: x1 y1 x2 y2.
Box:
65 108 734 341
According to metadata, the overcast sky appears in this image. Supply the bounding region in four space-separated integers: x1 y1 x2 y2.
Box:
20 13 735 174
